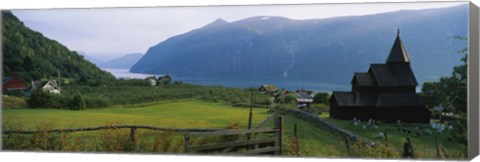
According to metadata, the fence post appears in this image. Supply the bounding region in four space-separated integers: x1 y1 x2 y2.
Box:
130 127 137 151
343 135 350 155
293 123 299 156
274 111 283 155
384 130 388 148
402 137 415 158
184 130 190 153
293 123 297 137
435 134 441 158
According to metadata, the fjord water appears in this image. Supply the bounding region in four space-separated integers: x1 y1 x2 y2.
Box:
103 68 349 92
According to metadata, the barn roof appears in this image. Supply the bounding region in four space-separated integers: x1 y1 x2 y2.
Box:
352 72 376 86
2 76 14 84
376 94 425 107
386 29 410 64
369 64 418 86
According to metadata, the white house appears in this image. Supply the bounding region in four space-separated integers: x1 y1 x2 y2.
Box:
30 80 61 94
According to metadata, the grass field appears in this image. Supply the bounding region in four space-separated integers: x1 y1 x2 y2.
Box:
279 114 347 157
1 99 349 156
321 115 466 159
2 99 269 130
2 99 466 159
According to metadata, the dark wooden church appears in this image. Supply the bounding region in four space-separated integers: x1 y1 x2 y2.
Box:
329 30 431 123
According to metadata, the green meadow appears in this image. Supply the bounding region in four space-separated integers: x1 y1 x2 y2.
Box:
323 116 466 159
2 99 269 129
1 98 348 156
1 98 467 159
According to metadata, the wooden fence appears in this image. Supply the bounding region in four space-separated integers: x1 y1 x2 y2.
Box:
184 111 283 155
3 125 226 149
3 111 283 155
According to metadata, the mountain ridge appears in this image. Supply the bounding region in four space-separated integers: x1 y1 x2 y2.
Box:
130 4 468 88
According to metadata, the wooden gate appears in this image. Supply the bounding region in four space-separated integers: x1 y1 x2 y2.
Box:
184 111 283 155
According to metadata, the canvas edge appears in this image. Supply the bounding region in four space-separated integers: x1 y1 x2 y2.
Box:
468 2 480 160
0 1 476 161
0 9 4 151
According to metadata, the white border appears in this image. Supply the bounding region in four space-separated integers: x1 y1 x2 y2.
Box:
0 0 470 9
0 0 478 162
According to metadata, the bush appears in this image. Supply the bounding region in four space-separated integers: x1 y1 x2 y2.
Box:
84 96 111 108
283 94 297 104
70 93 86 110
313 92 330 105
27 90 63 108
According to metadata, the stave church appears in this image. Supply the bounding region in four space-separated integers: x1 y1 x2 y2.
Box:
329 30 431 123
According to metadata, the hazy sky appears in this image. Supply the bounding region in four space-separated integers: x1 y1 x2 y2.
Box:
12 1 465 57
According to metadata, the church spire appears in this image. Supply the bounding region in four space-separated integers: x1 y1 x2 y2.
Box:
386 29 410 64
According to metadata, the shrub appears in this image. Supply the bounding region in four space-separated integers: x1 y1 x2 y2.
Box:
27 90 62 108
313 92 330 105
70 93 86 110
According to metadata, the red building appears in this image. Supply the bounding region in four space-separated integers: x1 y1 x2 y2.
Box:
2 76 28 92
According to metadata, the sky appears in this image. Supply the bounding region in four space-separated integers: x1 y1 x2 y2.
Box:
10 1 466 58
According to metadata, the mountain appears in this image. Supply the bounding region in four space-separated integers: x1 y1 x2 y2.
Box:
98 53 143 69
130 5 468 88
2 11 116 84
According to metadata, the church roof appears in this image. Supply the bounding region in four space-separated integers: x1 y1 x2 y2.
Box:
331 92 356 107
369 64 418 86
376 94 425 107
331 92 377 107
331 92 425 108
352 72 376 86
355 93 377 106
386 30 410 64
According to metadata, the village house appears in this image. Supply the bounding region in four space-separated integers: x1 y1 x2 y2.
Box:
145 76 157 86
28 80 61 95
329 30 431 123
2 76 28 94
295 89 316 109
258 84 277 93
157 75 172 85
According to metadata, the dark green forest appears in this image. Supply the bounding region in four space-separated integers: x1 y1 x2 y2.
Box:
2 11 115 85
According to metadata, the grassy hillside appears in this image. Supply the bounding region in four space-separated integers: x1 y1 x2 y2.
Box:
2 11 115 84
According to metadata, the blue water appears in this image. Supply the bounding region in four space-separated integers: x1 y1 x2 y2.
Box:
102 68 350 92
174 76 349 92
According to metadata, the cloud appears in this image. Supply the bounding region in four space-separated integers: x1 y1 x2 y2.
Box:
12 2 464 56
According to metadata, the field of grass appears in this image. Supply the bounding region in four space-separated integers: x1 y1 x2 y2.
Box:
321 114 466 159
3 98 466 159
2 99 269 130
1 96 27 109
2 99 349 156
279 114 347 157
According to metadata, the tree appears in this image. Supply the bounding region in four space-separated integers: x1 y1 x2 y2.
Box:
283 94 297 104
420 36 467 149
27 90 61 108
71 93 86 110
22 56 33 71
313 92 330 105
